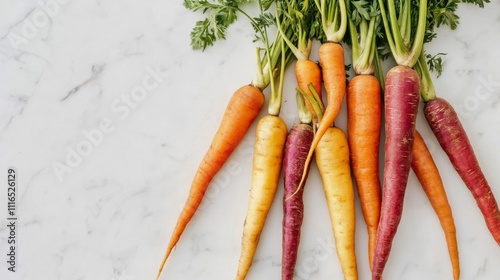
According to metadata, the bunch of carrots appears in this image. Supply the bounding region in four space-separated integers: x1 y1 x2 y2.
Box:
156 0 498 279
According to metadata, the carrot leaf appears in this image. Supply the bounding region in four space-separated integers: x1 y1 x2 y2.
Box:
184 0 240 50
425 52 446 77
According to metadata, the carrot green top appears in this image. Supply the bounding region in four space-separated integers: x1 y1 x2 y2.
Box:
316 0 348 43
297 84 324 122
296 91 313 124
276 0 323 61
347 0 379 75
183 0 294 93
377 0 427 68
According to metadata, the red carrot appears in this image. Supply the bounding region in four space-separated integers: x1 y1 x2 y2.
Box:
371 0 428 278
411 0 500 248
282 123 314 280
424 97 500 245
372 65 420 279
277 8 323 275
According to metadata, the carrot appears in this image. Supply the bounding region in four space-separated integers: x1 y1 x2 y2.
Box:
282 123 314 280
371 0 428 278
318 42 347 125
403 0 500 248
424 97 500 245
156 1 294 277
411 130 460 280
372 65 420 280
293 0 348 197
235 12 295 277
316 126 358 280
347 74 381 270
156 85 264 278
295 59 322 117
236 114 288 279
294 42 347 196
412 23 500 244
276 1 322 119
275 4 323 276
345 1 382 271
299 82 358 280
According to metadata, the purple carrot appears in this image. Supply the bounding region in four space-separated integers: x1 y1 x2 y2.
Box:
372 65 420 280
424 97 500 245
282 123 314 280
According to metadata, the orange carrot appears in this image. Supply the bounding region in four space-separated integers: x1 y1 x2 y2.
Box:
291 0 348 197
345 0 381 270
156 85 264 279
411 130 460 280
294 42 347 196
347 74 381 270
295 59 322 118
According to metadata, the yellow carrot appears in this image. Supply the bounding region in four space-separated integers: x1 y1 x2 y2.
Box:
236 114 288 280
316 126 358 280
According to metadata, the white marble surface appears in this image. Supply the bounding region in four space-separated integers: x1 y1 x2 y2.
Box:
0 1 500 279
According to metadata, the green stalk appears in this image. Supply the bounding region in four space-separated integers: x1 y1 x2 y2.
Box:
268 38 287 115
374 46 385 92
399 0 410 46
387 0 406 57
349 0 378 75
348 17 361 65
378 0 428 67
377 0 397 58
406 0 427 67
275 3 310 61
252 47 268 90
296 91 313 124
316 0 347 42
297 87 324 121
415 51 437 102
404 0 411 46
359 19 368 48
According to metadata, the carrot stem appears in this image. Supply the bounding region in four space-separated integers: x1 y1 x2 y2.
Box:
414 51 437 102
378 0 427 67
